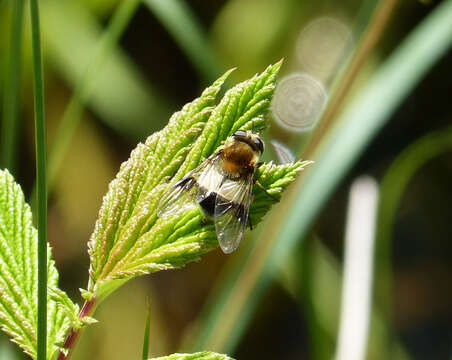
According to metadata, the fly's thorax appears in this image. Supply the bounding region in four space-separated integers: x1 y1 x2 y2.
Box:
221 141 259 177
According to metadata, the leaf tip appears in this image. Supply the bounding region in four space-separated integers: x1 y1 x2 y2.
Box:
266 59 284 78
213 67 236 87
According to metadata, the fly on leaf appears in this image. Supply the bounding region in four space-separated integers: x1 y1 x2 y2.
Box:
158 130 269 254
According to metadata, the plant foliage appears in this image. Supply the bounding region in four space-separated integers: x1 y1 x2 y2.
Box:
0 169 79 359
86 62 311 301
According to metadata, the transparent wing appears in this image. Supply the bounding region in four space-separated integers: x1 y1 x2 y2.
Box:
157 177 198 218
157 154 220 218
214 176 253 254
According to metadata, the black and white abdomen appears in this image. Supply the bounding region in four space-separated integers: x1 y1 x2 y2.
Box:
196 166 240 218
197 188 216 217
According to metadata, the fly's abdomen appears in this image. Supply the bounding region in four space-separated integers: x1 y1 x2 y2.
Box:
197 189 216 217
198 187 237 218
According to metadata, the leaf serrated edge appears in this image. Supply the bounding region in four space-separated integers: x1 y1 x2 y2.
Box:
0 170 80 359
88 70 233 286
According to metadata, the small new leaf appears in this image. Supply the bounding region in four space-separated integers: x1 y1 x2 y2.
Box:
149 351 235 360
87 62 312 301
48 287 82 330
79 288 94 301
0 169 80 359
79 316 98 326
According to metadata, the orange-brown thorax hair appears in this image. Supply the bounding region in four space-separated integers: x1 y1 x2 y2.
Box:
221 141 257 176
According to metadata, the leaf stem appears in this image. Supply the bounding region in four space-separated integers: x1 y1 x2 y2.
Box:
57 299 98 360
29 0 47 359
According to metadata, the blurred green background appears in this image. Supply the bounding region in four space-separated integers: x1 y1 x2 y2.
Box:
1 0 452 359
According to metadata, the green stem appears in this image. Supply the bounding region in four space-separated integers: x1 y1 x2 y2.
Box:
29 0 47 359
1 0 25 173
56 299 98 360
142 298 151 360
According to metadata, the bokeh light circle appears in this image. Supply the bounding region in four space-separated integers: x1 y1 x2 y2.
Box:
271 73 327 132
296 16 351 82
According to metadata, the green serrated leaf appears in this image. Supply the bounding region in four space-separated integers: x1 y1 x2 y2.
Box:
48 287 82 330
250 160 314 225
149 351 235 360
0 169 79 359
86 62 312 301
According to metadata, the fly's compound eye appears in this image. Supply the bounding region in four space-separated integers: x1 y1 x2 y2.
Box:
253 137 264 153
233 130 247 138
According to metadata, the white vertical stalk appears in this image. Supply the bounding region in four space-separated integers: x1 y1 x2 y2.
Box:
335 176 379 360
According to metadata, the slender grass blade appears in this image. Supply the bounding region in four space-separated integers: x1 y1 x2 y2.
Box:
29 0 47 358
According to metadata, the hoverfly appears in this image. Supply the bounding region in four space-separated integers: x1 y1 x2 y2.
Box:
157 130 266 254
